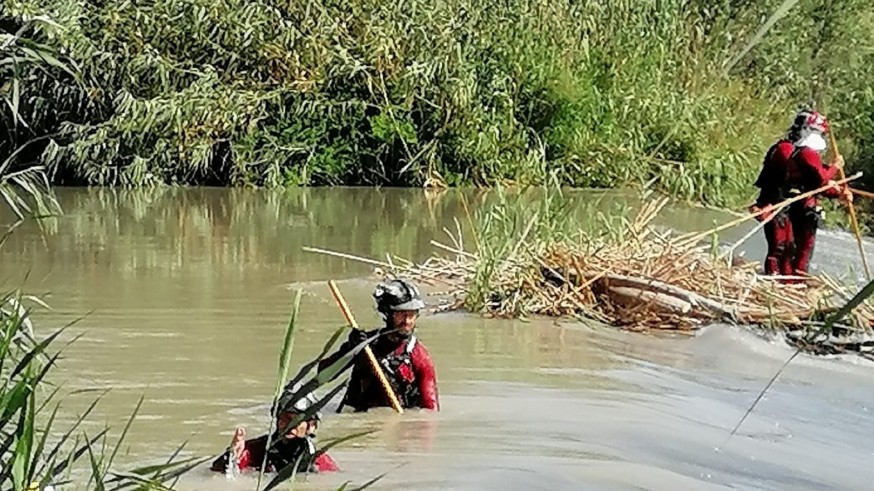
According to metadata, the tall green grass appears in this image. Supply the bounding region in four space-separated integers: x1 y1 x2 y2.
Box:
1 195 387 489
5 21 212 488
3 0 874 216
0 192 212 489
237 288 386 491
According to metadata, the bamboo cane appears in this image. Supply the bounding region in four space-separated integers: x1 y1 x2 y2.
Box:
829 130 871 280
326 280 404 414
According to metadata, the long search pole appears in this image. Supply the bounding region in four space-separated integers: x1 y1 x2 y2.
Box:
829 130 871 280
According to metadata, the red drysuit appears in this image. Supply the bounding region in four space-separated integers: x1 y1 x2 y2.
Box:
752 139 842 278
210 434 339 474
319 329 440 412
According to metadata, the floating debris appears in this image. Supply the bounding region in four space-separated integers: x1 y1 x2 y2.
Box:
304 195 874 359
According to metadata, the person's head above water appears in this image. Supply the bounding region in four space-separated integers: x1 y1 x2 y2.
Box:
373 278 425 340
272 383 321 440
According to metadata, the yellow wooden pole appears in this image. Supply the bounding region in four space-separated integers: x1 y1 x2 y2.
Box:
829 130 871 280
674 173 862 249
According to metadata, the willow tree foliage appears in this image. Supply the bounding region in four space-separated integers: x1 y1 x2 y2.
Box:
1 0 873 212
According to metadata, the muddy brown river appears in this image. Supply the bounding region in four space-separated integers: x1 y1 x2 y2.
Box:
3 187 874 490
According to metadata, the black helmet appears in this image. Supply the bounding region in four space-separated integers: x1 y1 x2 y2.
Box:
373 278 425 315
273 382 321 422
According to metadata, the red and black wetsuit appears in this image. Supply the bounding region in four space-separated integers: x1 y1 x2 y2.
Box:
318 329 439 412
754 139 841 277
210 434 339 474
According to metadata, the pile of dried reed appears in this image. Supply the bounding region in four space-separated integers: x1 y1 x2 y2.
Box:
304 181 873 340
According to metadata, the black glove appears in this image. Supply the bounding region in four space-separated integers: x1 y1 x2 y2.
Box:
348 328 368 346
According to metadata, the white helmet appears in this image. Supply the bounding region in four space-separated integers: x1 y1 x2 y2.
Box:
790 109 829 152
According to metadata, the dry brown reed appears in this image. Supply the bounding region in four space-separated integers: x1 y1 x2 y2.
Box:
305 194 874 339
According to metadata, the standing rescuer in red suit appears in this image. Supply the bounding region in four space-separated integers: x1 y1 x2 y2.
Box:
318 278 440 412
750 110 853 281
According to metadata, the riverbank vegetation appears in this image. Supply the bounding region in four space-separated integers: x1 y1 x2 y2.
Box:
3 0 874 217
1 271 382 489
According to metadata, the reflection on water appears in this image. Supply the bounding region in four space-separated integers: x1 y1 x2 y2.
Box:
0 186 751 286
2 187 873 490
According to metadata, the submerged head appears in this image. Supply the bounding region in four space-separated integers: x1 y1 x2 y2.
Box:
276 410 317 440
273 383 321 440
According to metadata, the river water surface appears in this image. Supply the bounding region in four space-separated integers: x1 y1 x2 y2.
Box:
3 187 874 490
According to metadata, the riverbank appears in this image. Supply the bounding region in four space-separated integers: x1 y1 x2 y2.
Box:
4 0 874 222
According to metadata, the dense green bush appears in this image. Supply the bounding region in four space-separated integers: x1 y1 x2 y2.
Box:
2 0 873 212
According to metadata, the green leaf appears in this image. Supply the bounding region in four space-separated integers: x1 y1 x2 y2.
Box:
84 433 106 491
284 325 347 392
276 290 302 392
16 45 73 75
106 395 144 473
11 388 35 491
347 466 396 491
105 472 177 491
143 455 214 490
28 401 60 482
0 378 31 436
258 289 303 489
38 389 109 477
286 331 383 406
46 418 109 480
9 325 68 380
817 277 874 335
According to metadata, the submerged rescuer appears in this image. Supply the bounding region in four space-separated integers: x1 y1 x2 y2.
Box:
211 383 339 474
318 278 440 412
749 109 853 280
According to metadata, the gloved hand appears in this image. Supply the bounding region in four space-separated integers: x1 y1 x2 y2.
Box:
230 427 246 462
749 204 774 222
839 186 854 205
347 328 368 346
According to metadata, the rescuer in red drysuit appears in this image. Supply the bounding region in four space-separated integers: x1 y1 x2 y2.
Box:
210 383 339 475
750 110 852 281
318 278 440 412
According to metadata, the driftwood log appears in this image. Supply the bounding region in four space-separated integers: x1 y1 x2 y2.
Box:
595 273 739 319
606 286 694 315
